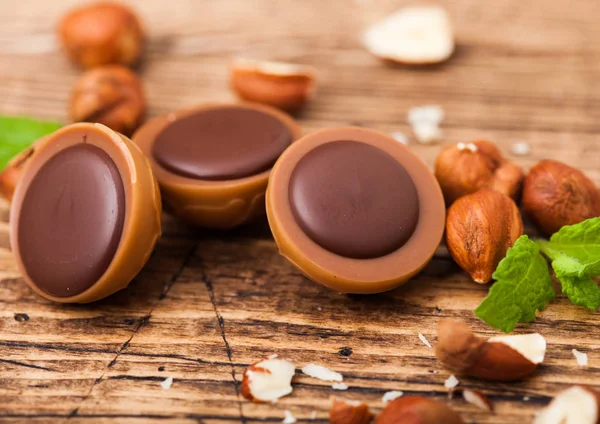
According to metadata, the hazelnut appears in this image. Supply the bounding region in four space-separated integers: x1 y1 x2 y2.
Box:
435 319 546 382
446 189 523 284
533 386 600 424
363 6 455 66
0 142 39 202
329 398 372 424
435 140 524 204
522 159 600 236
230 58 316 112
240 357 295 403
70 65 146 136
58 2 144 69
375 396 464 424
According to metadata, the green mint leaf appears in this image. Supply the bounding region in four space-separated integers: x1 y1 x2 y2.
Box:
559 275 600 311
0 116 62 171
537 218 600 278
474 235 555 333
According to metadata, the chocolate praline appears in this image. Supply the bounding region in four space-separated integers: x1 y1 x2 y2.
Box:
133 103 301 228
10 123 162 303
266 127 446 294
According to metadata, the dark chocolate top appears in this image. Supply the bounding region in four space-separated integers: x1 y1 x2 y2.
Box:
152 107 293 180
18 144 126 297
289 140 419 259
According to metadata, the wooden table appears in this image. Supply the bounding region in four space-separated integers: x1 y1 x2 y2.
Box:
1 0 599 423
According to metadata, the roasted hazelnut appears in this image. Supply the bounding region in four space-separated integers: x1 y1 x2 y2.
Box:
522 159 600 235
376 396 464 424
70 65 146 136
230 58 317 112
0 143 38 202
58 2 144 68
446 189 523 284
435 140 524 205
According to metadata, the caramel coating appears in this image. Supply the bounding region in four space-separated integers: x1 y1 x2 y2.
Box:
133 103 301 229
10 123 162 303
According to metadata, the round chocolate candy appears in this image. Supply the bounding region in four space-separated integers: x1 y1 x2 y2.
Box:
266 127 446 294
10 123 162 303
133 103 301 228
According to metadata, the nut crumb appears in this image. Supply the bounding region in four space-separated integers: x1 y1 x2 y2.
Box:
160 377 173 390
511 141 531 156
390 131 409 145
462 389 493 412
282 410 296 424
310 410 317 420
408 105 445 144
418 333 432 348
302 364 343 382
382 390 404 403
444 375 459 390
573 349 589 367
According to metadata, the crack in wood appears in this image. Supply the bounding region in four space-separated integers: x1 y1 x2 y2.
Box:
64 243 199 422
0 358 55 372
202 265 247 424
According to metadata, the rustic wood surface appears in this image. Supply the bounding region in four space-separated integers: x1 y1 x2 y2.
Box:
1 0 600 423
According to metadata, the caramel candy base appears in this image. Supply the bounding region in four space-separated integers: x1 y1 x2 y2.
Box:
10 123 162 303
267 127 446 294
133 103 301 229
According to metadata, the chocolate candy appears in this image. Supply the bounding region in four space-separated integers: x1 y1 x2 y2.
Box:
133 103 301 228
10 123 162 303
267 127 445 294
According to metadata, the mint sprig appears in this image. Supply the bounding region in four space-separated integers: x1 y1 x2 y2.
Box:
0 116 62 171
475 218 600 332
537 218 600 278
474 236 555 333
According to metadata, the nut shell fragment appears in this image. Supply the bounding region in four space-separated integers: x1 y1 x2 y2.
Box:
435 319 545 382
230 59 316 112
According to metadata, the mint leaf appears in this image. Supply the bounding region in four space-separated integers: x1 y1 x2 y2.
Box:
537 218 600 278
559 275 600 310
475 235 555 333
0 116 62 170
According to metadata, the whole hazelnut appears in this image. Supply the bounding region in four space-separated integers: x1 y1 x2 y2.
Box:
58 2 144 68
375 396 464 424
70 65 146 136
0 143 39 202
446 189 523 284
435 140 524 204
522 160 600 235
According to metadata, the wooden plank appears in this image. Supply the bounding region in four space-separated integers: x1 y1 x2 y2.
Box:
0 0 599 422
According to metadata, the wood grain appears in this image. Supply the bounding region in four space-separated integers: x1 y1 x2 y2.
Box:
1 0 599 423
